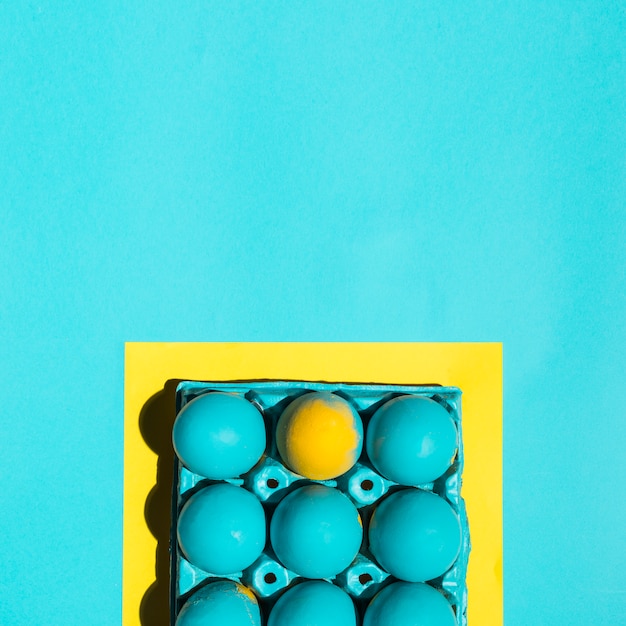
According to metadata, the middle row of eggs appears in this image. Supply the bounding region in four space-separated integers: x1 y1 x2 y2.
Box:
177 482 461 582
173 390 458 484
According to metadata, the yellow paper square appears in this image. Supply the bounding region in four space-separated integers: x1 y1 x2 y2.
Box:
123 342 502 625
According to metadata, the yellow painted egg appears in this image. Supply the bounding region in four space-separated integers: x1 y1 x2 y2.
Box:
276 392 363 480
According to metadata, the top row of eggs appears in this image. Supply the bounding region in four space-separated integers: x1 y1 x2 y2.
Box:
172 390 458 485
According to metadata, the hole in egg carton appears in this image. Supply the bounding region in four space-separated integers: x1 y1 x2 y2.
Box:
334 554 390 603
244 455 339 505
339 464 390 507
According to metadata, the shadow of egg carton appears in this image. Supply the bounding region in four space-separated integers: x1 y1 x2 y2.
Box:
170 381 469 626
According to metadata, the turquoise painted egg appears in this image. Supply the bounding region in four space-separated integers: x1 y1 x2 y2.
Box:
368 489 461 582
270 484 362 578
268 581 357 626
363 582 457 626
366 395 457 485
176 580 262 626
177 483 265 575
173 392 266 479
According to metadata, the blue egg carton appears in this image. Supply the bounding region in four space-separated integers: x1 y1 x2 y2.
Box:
170 380 470 625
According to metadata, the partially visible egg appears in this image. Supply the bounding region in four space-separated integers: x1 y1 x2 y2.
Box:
173 392 266 479
177 483 265 575
276 392 363 480
176 580 262 626
366 395 457 485
368 489 461 582
268 581 357 626
363 582 457 626
270 484 362 578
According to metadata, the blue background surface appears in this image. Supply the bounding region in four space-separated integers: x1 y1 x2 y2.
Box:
1 3 625 624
